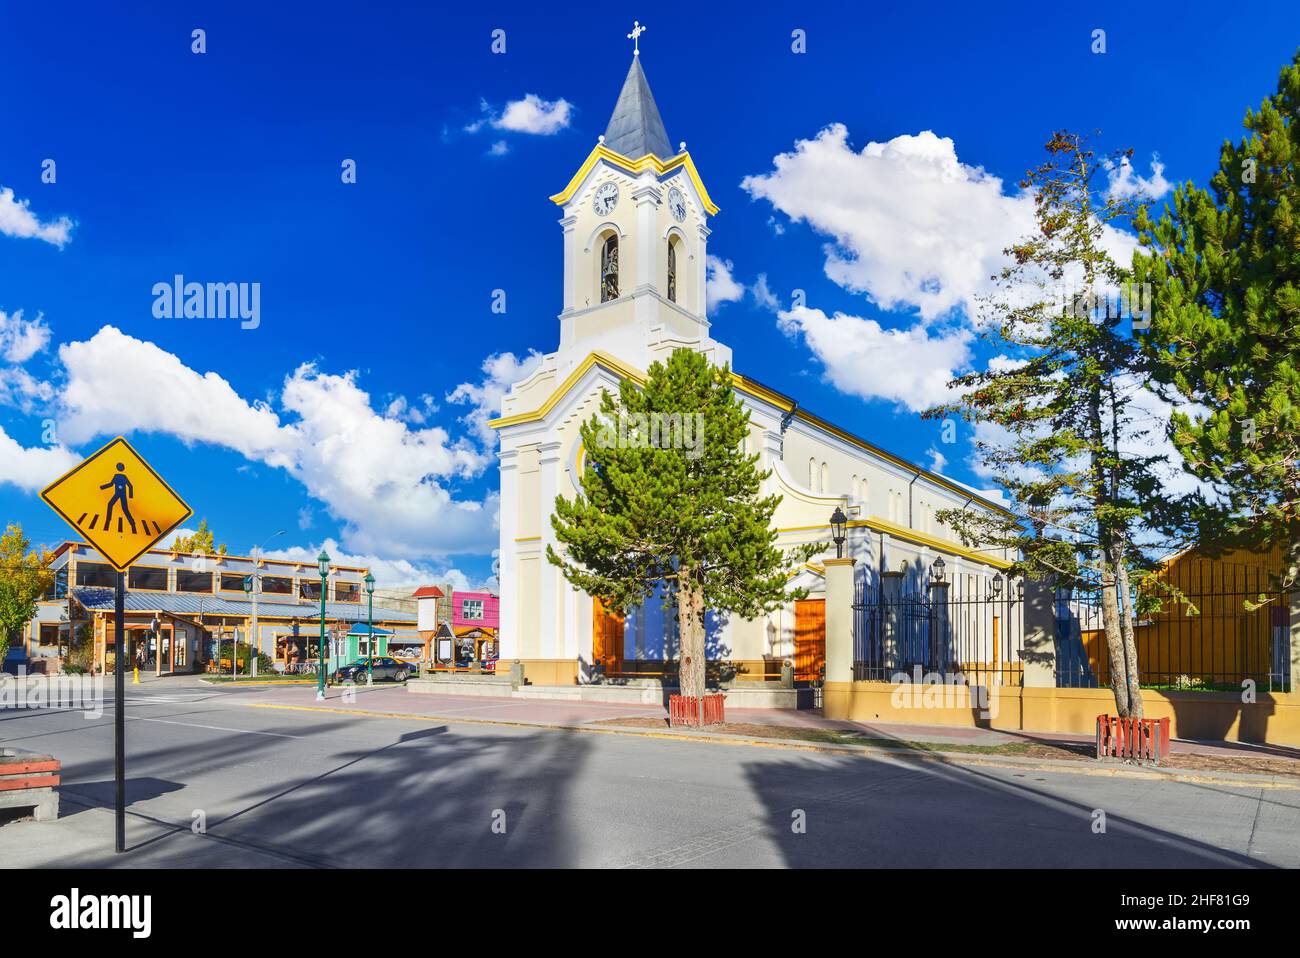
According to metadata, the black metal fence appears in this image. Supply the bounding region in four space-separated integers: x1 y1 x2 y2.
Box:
1055 563 1290 692
853 571 1024 685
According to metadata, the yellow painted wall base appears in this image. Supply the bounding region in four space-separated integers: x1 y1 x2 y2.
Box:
512 659 580 686
827 682 1300 748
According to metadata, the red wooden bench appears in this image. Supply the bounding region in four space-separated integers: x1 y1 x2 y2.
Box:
0 749 61 822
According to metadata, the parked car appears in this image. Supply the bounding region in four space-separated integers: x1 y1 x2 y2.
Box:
331 657 414 684
393 657 424 676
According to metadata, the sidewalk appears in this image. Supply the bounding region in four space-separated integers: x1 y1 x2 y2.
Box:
236 682 1300 775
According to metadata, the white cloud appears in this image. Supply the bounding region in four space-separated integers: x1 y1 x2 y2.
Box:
447 349 544 448
1105 154 1171 201
742 126 1143 323
0 367 55 412
926 446 948 473
0 425 78 492
776 304 973 412
742 126 1033 320
385 393 438 425
487 140 510 157
467 95 572 138
493 94 572 135
297 506 313 530
706 255 745 311
262 539 482 592
751 274 780 312
0 310 51 363
54 326 495 559
705 259 782 313
59 327 289 459
0 187 73 248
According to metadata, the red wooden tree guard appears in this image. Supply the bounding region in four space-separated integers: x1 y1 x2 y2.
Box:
1095 714 1171 764
669 693 725 727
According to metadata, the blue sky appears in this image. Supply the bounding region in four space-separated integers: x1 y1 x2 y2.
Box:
2 1 1299 586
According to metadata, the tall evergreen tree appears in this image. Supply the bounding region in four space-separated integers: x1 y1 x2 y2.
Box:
548 348 818 712
1134 51 1300 592
925 132 1162 718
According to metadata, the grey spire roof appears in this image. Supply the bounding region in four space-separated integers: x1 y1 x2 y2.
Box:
603 56 674 160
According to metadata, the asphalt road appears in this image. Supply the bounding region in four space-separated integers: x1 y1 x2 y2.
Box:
2 679 1298 868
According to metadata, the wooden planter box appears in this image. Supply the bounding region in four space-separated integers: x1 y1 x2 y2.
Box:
669 693 725 728
1096 714 1171 764
0 749 61 822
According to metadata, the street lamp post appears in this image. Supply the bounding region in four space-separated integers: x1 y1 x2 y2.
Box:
316 550 330 701
242 573 260 682
245 529 283 679
365 572 376 685
829 506 848 559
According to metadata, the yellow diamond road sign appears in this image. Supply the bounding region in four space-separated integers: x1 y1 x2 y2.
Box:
40 436 193 572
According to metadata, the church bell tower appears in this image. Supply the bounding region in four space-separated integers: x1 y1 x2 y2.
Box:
547 41 730 376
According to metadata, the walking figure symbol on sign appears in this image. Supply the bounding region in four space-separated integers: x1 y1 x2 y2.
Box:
100 462 136 534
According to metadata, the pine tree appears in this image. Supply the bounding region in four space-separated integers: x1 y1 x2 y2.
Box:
172 518 227 556
925 132 1163 718
1134 51 1300 592
548 348 819 713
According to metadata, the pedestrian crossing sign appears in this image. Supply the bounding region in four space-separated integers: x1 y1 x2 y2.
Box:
40 436 193 572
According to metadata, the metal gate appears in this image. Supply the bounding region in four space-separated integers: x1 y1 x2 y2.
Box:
853 571 1024 685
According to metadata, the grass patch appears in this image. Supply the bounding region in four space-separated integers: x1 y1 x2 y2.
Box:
204 675 319 684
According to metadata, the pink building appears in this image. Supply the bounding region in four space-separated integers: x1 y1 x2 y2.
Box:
451 591 499 631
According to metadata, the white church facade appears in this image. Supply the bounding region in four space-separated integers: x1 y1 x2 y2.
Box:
492 53 1013 687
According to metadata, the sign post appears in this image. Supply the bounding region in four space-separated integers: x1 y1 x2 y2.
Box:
114 570 125 852
39 436 192 854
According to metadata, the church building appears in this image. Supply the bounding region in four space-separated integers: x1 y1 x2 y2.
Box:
492 50 1013 687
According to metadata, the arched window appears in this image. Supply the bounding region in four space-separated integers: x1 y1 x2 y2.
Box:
850 474 858 500
821 462 829 493
600 234 619 302
808 458 818 491
667 238 678 303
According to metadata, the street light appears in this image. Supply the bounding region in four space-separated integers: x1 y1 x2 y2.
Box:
243 531 283 678
316 549 330 701
241 572 261 682
829 506 847 559
991 572 1004 597
931 556 946 583
365 571 376 686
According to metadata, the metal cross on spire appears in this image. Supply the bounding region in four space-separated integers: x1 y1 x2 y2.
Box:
627 20 646 56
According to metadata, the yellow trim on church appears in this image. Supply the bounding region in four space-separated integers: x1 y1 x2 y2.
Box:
489 350 1012 518
549 145 721 216
490 350 641 430
777 518 1014 570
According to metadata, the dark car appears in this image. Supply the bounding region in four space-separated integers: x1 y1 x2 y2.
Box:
331 657 414 684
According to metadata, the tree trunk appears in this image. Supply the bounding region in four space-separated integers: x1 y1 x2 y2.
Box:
1098 558 1131 717
1114 540 1144 718
1089 386 1130 717
676 573 707 715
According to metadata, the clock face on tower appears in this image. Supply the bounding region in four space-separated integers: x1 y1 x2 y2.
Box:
593 182 619 216
668 186 687 223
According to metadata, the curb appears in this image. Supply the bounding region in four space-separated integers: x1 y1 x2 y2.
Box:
243 701 1300 790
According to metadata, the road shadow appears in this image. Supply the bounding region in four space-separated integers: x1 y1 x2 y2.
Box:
36 710 595 868
742 751 1281 868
